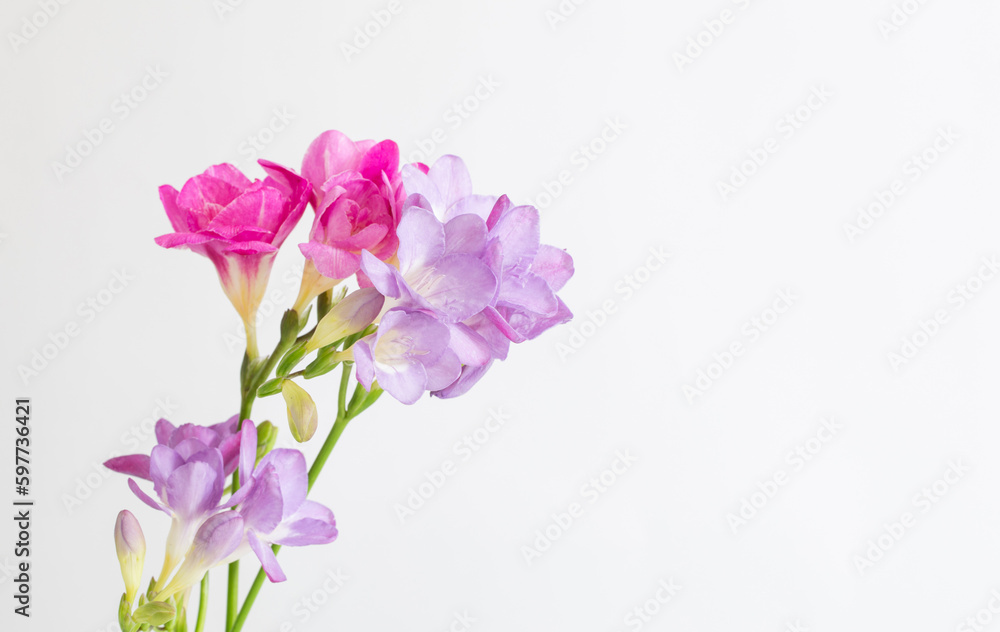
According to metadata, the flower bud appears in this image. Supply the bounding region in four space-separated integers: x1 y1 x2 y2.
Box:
306 287 384 352
114 510 145 605
255 421 279 463
281 380 319 442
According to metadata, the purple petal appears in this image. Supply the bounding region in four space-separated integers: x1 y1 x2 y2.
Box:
396 207 445 273
444 213 488 256
498 274 558 316
404 254 497 323
165 461 222 521
239 420 257 488
155 419 177 445
424 348 462 391
129 478 167 513
376 359 427 405
446 322 491 367
401 165 443 212
532 245 574 292
104 454 151 480
149 445 185 497
359 250 403 299
485 195 512 231
491 205 540 270
239 465 283 534
257 449 308 521
353 337 376 390
445 194 498 222
299 241 361 281
432 361 494 399
272 500 338 546
191 511 245 566
428 155 473 211
248 529 286 582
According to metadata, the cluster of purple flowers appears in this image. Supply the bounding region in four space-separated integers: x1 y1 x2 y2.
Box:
107 418 337 600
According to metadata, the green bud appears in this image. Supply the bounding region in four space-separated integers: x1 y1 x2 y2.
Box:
280 309 302 341
255 421 278 462
302 347 341 379
306 288 383 352
276 339 309 377
281 380 319 442
115 510 145 606
257 377 286 398
133 601 176 626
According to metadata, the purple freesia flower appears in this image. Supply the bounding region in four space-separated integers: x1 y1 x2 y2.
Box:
353 309 462 405
120 420 252 584
233 422 339 582
154 510 246 602
105 416 242 482
355 155 573 402
155 160 310 355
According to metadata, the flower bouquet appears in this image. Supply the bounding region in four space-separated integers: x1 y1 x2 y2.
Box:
105 131 574 632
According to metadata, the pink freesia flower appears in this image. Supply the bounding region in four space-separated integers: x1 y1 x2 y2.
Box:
105 416 242 482
294 131 405 311
155 161 310 356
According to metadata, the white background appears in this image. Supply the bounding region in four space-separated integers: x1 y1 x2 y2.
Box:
3 1 1000 631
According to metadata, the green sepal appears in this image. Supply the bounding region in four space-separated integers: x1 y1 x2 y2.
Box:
303 347 341 379
133 601 176 626
257 377 286 398
276 339 310 377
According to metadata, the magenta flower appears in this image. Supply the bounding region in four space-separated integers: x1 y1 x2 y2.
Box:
294 131 405 311
105 416 242 483
155 161 310 355
353 309 462 405
233 422 339 582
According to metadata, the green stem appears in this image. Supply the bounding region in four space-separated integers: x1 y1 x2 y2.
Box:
230 364 356 632
194 575 209 632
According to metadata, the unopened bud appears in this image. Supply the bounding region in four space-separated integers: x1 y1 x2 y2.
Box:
115 510 145 605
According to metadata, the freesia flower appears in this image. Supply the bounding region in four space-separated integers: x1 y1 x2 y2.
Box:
294 131 405 311
153 511 246 602
233 422 339 582
105 416 242 482
122 421 254 587
155 161 310 356
353 309 462 405
114 510 146 605
357 156 573 401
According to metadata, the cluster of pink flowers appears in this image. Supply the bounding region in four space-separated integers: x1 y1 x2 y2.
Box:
156 131 574 404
